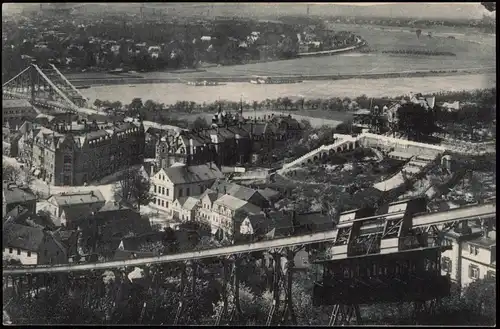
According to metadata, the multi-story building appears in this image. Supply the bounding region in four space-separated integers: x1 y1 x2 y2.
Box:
155 113 303 168
2 99 37 129
31 119 145 186
150 163 224 217
441 220 496 289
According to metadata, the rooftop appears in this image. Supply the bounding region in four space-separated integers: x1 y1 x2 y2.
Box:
3 223 45 252
163 163 224 185
50 190 105 207
3 182 37 205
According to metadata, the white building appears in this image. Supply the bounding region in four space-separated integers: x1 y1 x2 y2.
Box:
150 163 224 218
441 221 496 288
210 194 262 235
46 191 106 227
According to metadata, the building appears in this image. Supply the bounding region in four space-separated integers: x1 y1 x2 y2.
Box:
211 180 270 209
155 113 303 168
3 223 67 265
441 220 496 288
2 99 37 129
2 181 37 218
31 119 145 186
3 205 57 231
171 196 200 221
150 163 224 217
211 194 262 236
46 190 106 227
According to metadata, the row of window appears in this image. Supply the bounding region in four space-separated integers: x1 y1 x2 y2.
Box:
8 248 32 257
154 185 170 197
153 198 169 209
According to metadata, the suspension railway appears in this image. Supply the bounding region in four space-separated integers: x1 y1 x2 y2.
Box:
3 202 495 275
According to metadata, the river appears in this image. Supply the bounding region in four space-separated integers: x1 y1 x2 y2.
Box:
81 73 496 105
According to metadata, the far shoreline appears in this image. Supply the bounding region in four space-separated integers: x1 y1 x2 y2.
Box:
69 67 493 87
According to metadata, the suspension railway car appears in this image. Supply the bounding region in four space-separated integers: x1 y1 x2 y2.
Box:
313 245 451 306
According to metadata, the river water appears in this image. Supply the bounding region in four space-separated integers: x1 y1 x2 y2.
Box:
81 73 496 105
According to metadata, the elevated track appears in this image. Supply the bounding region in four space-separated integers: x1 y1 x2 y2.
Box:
2 203 494 275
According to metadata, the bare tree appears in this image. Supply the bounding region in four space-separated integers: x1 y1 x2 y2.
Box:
114 167 153 211
3 162 22 182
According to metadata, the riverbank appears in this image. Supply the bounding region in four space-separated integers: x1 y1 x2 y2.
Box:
70 67 493 87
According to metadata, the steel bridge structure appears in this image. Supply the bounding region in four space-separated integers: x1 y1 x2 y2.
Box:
2 64 99 117
2 201 495 325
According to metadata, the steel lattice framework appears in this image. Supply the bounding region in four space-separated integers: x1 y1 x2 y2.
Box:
2 64 90 113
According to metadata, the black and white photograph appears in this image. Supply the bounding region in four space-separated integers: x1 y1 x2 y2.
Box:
2 2 496 326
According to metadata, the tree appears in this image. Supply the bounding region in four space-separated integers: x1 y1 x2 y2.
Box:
129 98 144 116
114 167 153 211
94 99 103 108
300 119 312 130
3 162 22 182
397 103 438 142
190 116 210 130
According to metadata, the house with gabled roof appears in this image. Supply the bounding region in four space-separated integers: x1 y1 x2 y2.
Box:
150 163 223 217
3 223 67 265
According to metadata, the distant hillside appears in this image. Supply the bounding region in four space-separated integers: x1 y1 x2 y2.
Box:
3 3 494 21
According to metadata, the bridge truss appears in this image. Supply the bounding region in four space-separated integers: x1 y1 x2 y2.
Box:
2 64 90 113
2 202 495 325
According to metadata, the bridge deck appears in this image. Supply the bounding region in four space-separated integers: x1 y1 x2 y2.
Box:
2 203 495 275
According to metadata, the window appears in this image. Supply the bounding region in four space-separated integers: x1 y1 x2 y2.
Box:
442 257 452 273
167 189 169 196
162 187 165 195
157 198 161 205
161 200 164 207
469 244 479 256
166 202 169 208
9 248 13 254
154 185 157 193
179 188 183 197
469 265 480 280
27 251 31 257
486 270 495 280
187 188 190 196
17 249 21 255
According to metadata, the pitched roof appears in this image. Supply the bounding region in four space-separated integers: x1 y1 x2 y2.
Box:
61 205 95 222
2 182 37 205
181 196 200 210
200 188 219 203
226 184 258 202
4 205 56 230
50 190 105 207
3 223 45 252
237 202 263 215
164 163 224 184
214 194 248 211
257 188 281 201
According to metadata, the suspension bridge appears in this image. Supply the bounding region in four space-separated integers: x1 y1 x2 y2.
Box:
2 63 100 117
